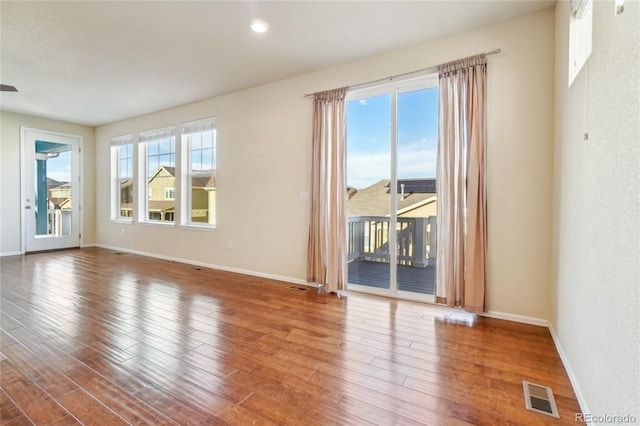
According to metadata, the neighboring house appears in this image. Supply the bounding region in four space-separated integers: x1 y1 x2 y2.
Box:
347 178 437 217
191 175 216 224
119 180 133 218
48 182 72 209
148 166 176 221
123 166 216 223
347 178 438 268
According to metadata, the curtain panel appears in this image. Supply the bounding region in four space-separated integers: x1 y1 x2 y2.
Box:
436 55 487 313
307 88 347 293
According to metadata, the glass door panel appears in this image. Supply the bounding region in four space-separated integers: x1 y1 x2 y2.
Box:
346 93 391 291
34 142 72 236
396 87 438 297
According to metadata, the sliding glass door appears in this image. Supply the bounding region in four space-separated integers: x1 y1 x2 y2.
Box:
346 77 438 301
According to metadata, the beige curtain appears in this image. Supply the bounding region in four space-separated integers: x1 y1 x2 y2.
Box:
307 88 347 293
436 55 487 313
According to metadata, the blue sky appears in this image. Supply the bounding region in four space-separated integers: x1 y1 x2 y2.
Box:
347 87 438 189
46 150 71 183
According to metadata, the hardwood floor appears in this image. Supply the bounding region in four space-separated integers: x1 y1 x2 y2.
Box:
0 248 580 425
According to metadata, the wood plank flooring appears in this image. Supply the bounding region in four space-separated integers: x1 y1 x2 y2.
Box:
0 248 581 425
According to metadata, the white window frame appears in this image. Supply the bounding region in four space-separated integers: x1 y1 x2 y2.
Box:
181 118 216 229
138 127 176 224
165 188 175 200
110 135 134 222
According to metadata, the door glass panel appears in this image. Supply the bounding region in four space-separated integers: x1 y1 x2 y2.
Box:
34 141 72 237
346 94 391 290
396 87 438 295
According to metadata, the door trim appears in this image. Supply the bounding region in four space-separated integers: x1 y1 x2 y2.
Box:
20 127 83 254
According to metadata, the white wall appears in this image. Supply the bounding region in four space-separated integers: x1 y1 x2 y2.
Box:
95 9 556 320
0 111 96 255
552 0 639 418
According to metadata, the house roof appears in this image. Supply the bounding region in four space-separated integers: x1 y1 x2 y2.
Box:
48 197 69 208
148 201 175 212
395 178 436 194
192 176 216 189
347 179 437 217
145 166 216 188
149 166 175 181
46 177 66 188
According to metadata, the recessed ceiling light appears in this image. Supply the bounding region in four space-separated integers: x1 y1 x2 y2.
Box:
250 19 269 33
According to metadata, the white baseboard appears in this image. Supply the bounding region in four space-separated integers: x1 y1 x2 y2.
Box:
93 244 307 286
548 323 591 420
0 251 22 257
480 310 549 327
81 243 97 248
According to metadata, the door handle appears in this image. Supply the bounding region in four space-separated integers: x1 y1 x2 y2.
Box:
25 206 32 209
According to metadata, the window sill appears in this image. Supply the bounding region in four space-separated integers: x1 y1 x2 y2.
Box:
111 219 133 224
180 223 216 231
138 221 176 228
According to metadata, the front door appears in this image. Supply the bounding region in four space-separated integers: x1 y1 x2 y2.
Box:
21 128 81 252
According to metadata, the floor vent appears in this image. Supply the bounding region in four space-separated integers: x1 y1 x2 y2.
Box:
287 286 308 292
192 267 202 271
114 252 126 255
523 381 559 418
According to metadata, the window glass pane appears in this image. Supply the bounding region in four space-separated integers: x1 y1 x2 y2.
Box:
184 124 215 227
191 132 202 151
201 149 213 171
114 141 133 220
192 149 203 172
148 140 159 156
159 137 173 153
144 133 175 223
202 131 214 149
158 153 173 167
148 156 159 176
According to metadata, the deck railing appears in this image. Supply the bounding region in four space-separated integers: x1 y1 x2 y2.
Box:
48 209 72 236
347 215 437 268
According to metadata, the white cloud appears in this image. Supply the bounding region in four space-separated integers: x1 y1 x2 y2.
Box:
347 137 437 189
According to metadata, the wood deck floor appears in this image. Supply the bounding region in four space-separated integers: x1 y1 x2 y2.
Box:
348 260 436 295
0 248 580 425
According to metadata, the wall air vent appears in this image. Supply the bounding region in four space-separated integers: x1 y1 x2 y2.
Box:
522 381 560 418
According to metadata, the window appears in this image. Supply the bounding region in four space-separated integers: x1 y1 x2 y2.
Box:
110 135 133 221
139 128 175 223
181 119 216 227
165 188 175 200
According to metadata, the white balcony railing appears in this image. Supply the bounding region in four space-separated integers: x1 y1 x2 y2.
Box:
48 209 72 236
347 215 437 268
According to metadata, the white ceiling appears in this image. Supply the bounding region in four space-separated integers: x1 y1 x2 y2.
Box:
0 1 554 127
